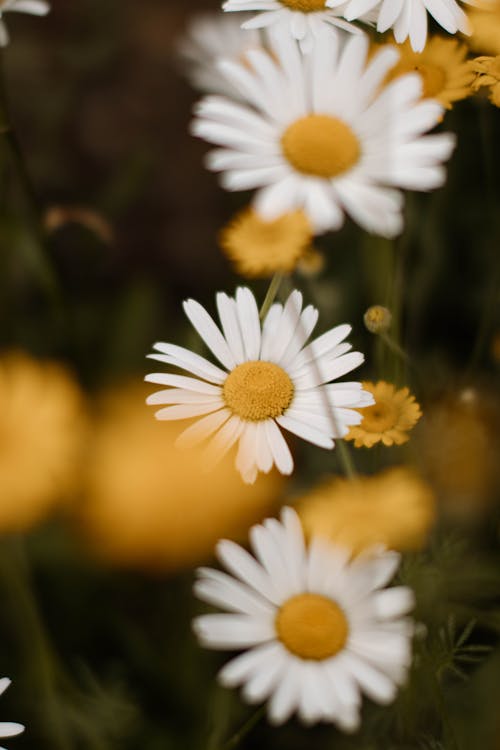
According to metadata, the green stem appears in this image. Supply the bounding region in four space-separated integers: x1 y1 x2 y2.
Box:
259 273 284 321
0 52 62 309
220 706 265 750
335 438 357 479
0 540 73 750
380 332 411 366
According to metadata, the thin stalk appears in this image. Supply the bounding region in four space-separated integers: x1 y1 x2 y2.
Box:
259 273 284 321
0 52 62 309
220 706 265 750
335 438 357 479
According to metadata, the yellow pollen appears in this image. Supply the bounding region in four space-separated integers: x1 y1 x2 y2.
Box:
223 361 294 421
281 115 360 179
414 63 447 98
280 0 327 10
275 593 349 660
361 400 399 433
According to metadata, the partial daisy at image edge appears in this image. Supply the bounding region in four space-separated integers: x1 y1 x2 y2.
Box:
145 287 374 484
0 678 25 745
192 506 415 727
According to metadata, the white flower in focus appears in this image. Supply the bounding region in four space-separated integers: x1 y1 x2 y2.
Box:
146 287 373 484
0 0 50 47
327 0 471 52
193 507 415 727
177 13 262 98
0 678 24 747
222 0 367 53
191 31 456 238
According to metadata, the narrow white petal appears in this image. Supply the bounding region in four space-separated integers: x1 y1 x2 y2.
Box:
265 420 294 476
175 408 231 448
193 613 275 649
183 299 236 370
216 539 280 604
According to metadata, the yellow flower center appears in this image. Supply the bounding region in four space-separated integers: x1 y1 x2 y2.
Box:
413 63 447 98
223 361 294 421
280 0 327 10
361 399 399 433
275 593 349 660
281 115 360 179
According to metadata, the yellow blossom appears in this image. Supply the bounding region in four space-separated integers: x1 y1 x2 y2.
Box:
467 2 500 56
0 352 86 532
363 305 392 334
346 381 422 448
470 55 500 106
78 383 284 571
218 207 314 278
298 467 436 554
386 37 474 109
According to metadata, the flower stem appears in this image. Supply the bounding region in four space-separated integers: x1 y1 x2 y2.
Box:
259 273 284 321
0 52 62 310
220 706 265 750
335 438 357 479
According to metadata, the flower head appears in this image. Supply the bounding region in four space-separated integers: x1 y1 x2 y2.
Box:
0 0 50 47
177 13 262 98
79 383 283 571
222 0 367 54
192 32 455 237
328 0 470 52
470 54 500 106
0 352 86 532
385 36 475 109
219 207 314 277
0 678 24 745
298 467 436 553
146 287 373 484
346 381 422 448
364 305 392 334
194 507 415 727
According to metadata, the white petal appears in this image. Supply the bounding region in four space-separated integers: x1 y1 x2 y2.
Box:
183 299 236 370
193 613 275 649
265 420 294 476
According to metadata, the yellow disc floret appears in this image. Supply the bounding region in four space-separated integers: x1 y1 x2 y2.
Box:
275 593 349 660
280 0 327 10
223 361 294 421
281 115 360 178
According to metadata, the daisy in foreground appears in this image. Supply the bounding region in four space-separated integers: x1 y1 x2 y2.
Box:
328 0 470 52
0 0 50 47
0 678 24 747
193 507 415 727
222 0 365 53
191 31 456 237
146 287 373 483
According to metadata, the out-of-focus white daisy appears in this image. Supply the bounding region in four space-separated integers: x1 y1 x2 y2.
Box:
177 13 262 98
0 0 50 47
327 0 470 52
193 507 415 727
146 287 372 484
191 31 456 237
0 678 24 747
222 0 366 53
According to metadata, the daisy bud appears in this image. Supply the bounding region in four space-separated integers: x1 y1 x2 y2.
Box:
364 305 392 334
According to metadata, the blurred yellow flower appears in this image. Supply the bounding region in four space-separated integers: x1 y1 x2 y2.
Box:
218 207 314 278
298 467 436 554
416 389 499 517
467 2 500 55
0 352 86 532
386 37 474 109
79 383 284 570
470 55 500 106
346 381 422 448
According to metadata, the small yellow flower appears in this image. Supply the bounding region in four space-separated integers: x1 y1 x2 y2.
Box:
363 305 392 334
346 381 422 448
218 207 314 278
386 37 475 109
0 352 86 532
79 383 284 571
470 55 500 106
298 467 436 554
467 2 500 56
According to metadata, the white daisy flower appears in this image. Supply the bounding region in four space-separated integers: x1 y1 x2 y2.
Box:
0 678 24 747
145 287 373 484
327 0 471 52
0 0 50 47
177 13 263 98
191 31 456 237
193 506 415 728
222 0 367 53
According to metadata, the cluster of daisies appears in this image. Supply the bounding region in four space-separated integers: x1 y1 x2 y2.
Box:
141 0 500 732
